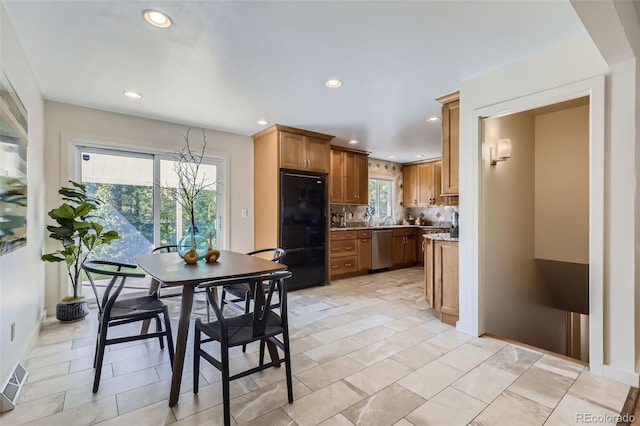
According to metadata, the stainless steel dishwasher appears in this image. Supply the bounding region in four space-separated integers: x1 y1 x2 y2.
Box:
371 230 393 269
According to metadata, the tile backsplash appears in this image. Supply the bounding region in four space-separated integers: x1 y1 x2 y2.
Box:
330 157 459 228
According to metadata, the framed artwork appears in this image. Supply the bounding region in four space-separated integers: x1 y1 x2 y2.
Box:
0 71 28 255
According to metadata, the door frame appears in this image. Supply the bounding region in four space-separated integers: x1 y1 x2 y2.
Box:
459 75 605 376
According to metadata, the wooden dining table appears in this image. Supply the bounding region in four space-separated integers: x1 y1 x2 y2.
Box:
136 250 287 407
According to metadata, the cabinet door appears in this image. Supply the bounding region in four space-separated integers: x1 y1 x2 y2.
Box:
392 236 405 267
404 234 417 264
416 232 426 266
342 151 358 204
425 238 434 308
357 237 371 271
279 132 306 170
305 136 330 173
329 150 343 204
356 154 369 205
442 99 459 195
403 164 417 207
434 241 459 324
416 162 435 206
433 160 445 205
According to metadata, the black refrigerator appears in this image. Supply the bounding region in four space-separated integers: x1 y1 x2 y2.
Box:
279 171 327 290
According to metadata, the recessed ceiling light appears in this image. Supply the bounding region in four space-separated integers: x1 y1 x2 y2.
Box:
325 79 342 89
388 155 396 159
123 91 142 99
415 154 424 158
348 139 359 145
257 120 269 125
427 116 441 123
143 9 172 28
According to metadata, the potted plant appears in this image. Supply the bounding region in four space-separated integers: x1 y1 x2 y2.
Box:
42 181 120 321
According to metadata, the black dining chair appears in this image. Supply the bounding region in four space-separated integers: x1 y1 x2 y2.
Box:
193 270 293 426
82 260 174 393
220 248 287 314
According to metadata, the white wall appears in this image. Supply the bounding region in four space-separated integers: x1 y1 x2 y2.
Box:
43 102 254 313
0 3 46 385
459 25 639 385
534 105 589 263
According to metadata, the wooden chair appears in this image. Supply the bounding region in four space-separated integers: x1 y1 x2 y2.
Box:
83 260 174 393
193 270 293 426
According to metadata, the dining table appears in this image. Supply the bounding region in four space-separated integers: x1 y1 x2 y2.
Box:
136 250 287 407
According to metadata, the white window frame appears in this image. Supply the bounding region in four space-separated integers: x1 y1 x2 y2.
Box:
368 177 394 219
63 134 228 251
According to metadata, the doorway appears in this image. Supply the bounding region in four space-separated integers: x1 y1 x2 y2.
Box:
481 97 590 362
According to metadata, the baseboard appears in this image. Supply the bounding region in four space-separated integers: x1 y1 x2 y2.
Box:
602 364 640 388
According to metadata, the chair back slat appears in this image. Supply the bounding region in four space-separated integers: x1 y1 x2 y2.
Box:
199 270 292 339
82 260 146 317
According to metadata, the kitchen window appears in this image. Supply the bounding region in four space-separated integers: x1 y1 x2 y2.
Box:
368 178 393 219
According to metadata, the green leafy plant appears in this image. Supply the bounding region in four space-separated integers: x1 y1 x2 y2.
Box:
41 181 120 300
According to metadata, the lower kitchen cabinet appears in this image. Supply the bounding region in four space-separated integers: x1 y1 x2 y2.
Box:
392 228 416 267
425 238 459 325
357 230 371 272
416 228 448 266
330 229 371 280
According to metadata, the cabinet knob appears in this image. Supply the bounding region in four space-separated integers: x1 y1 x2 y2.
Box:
345 246 353 250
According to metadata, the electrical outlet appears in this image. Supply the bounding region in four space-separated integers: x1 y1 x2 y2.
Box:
10 322 15 341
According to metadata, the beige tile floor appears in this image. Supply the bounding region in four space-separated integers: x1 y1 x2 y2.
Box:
1 267 632 425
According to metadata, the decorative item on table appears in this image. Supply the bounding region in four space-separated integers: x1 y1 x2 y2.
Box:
205 229 220 263
168 128 216 264
41 181 120 321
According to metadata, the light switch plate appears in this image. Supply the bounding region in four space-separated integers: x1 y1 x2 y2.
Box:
241 208 248 218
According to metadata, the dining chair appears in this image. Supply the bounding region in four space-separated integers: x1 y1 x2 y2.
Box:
82 260 174 393
220 248 287 314
193 270 293 426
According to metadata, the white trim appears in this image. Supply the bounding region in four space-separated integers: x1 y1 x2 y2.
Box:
463 75 606 376
601 364 640 388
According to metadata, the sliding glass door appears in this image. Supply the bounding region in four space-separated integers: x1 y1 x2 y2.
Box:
78 146 224 265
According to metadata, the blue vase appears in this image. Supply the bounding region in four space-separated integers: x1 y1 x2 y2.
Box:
177 226 209 259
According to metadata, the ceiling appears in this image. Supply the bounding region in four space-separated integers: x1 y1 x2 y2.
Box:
3 1 587 163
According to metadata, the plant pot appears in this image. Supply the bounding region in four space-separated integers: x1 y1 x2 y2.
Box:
56 299 89 321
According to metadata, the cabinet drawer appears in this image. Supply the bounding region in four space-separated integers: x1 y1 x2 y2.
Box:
330 239 357 256
392 228 416 237
330 230 357 240
330 256 358 275
357 230 372 238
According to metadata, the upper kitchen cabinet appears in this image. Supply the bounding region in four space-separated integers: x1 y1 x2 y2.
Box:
403 159 444 207
254 124 334 174
436 91 459 196
329 148 368 205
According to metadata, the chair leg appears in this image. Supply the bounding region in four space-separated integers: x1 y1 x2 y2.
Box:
259 339 265 367
93 322 109 393
282 331 294 403
205 297 211 323
163 306 175 367
221 347 231 426
193 326 200 394
155 315 164 350
93 320 102 368
242 292 251 353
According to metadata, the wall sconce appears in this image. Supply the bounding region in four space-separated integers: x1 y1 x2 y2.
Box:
490 138 512 166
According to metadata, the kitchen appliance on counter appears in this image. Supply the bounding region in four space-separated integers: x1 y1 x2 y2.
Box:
280 171 327 290
450 211 459 238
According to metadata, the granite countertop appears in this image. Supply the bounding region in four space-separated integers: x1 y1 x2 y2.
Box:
423 233 459 242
